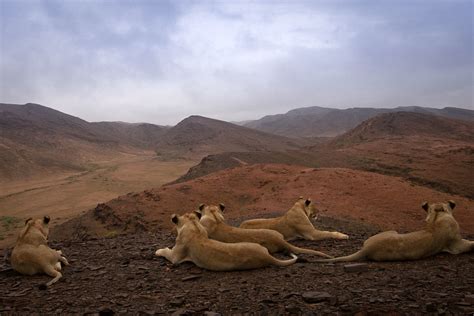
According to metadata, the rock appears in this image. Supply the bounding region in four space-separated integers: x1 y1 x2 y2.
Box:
465 294 474 304
285 304 301 314
343 263 368 273
425 302 436 312
38 284 47 291
203 312 221 316
169 299 185 307
296 257 309 263
302 291 333 303
171 308 194 316
181 275 202 281
98 307 115 316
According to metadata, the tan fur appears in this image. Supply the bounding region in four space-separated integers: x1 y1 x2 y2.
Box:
197 204 332 258
155 212 297 271
11 217 69 287
318 201 474 262
239 198 349 241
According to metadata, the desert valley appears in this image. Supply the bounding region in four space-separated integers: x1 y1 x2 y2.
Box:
1 102 473 314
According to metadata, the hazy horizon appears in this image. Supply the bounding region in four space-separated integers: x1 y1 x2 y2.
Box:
1 0 472 125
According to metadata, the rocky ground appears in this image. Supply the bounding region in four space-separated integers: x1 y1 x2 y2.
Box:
1 215 473 315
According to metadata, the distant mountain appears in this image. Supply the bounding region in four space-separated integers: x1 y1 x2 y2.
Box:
0 103 167 179
91 121 169 148
0 103 306 179
244 106 474 138
333 111 474 146
155 115 305 158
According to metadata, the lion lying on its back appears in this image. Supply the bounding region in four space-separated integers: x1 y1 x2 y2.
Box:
11 216 69 287
240 198 349 241
317 201 474 262
155 212 297 271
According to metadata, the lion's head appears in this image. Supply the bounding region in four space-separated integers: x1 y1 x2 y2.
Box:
296 197 320 219
17 216 50 245
195 203 226 224
422 200 456 224
170 212 207 235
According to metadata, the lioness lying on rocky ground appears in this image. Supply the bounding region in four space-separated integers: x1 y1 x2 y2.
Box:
240 198 349 241
317 201 474 262
10 216 69 287
197 203 332 258
155 212 297 271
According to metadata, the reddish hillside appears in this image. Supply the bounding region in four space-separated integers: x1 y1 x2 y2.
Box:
155 115 305 158
52 164 474 241
169 112 474 198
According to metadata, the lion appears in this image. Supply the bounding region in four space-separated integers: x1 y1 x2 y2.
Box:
317 201 474 262
197 203 332 258
239 198 349 241
155 212 298 271
10 216 69 287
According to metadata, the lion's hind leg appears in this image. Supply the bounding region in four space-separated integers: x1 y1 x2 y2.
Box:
445 239 474 255
43 265 62 287
155 247 187 265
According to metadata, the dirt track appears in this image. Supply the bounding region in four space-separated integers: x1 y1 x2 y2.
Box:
1 216 473 315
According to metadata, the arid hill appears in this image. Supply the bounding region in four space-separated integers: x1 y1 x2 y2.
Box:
172 112 474 198
332 111 474 145
0 103 168 180
243 105 474 138
52 163 474 242
154 115 305 158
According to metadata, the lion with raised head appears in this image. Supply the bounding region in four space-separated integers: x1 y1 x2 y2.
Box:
239 198 349 241
197 203 332 258
155 212 297 271
11 216 69 287
317 201 474 262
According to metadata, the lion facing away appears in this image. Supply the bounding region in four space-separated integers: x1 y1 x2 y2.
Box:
155 212 297 271
10 216 69 287
197 203 332 258
317 201 474 262
239 198 349 241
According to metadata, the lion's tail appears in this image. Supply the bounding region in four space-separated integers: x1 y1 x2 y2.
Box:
273 253 298 266
314 250 366 263
286 243 333 258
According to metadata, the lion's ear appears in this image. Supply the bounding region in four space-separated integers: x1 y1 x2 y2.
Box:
219 203 226 212
305 199 311 207
194 211 202 219
448 200 456 210
43 216 50 224
422 202 429 212
198 203 205 211
171 214 179 225
25 217 33 225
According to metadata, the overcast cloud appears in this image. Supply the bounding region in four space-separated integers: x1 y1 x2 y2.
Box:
0 0 472 125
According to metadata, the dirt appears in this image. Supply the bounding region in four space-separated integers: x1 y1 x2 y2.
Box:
1 215 473 315
0 155 196 248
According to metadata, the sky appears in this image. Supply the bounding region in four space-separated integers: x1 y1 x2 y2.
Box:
0 0 472 125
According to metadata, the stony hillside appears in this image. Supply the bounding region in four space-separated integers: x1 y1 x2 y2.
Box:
2 218 473 314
